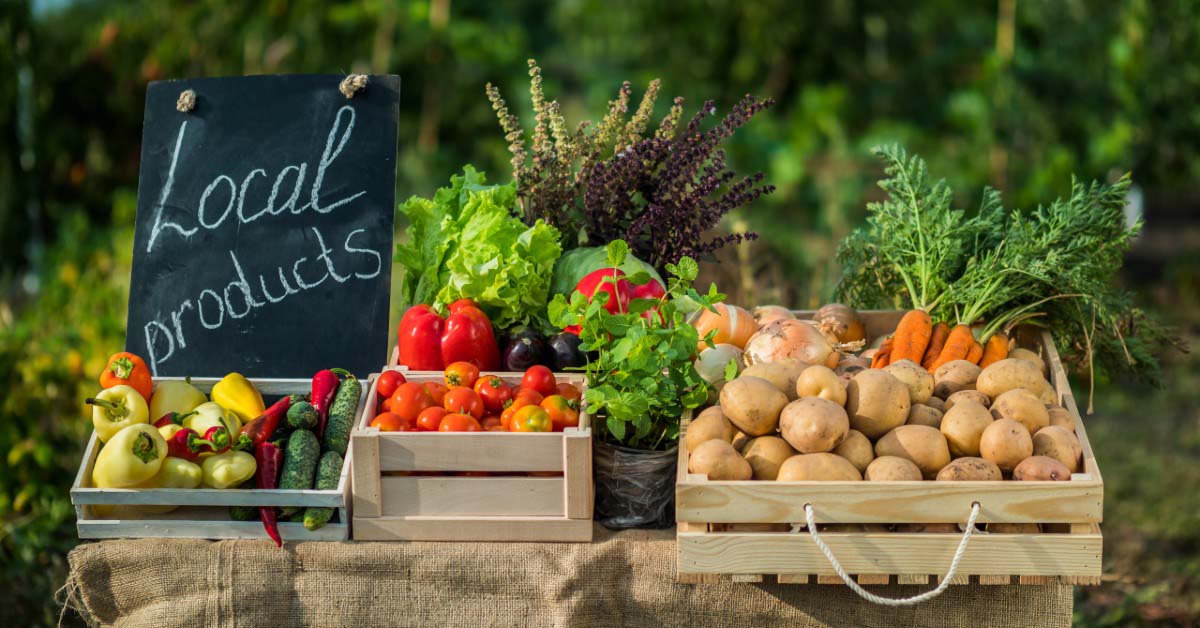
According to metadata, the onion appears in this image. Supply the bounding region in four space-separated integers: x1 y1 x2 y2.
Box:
743 319 838 368
752 305 795 327
694 344 744 384
815 303 866 343
692 303 757 349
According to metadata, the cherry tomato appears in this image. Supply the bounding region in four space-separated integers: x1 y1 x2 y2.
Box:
510 388 543 411
416 406 448 432
521 365 557 397
422 381 449 406
443 387 484 419
439 412 483 432
480 415 502 431
510 405 552 432
444 361 481 388
376 370 406 399
370 411 411 432
500 404 519 431
540 395 580 431
555 382 582 402
389 382 433 423
474 375 513 413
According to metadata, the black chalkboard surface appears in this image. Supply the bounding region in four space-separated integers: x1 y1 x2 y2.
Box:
126 74 400 378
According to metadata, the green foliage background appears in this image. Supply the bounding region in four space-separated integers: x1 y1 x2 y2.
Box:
0 0 1196 624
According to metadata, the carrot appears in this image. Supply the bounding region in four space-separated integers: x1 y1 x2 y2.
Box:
929 324 975 371
966 339 984 364
871 336 894 368
979 331 1010 368
921 322 951 370
890 309 933 364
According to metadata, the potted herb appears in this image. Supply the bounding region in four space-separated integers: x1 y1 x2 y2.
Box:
548 240 723 529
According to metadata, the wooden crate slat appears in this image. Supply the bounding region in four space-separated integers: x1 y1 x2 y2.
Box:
379 476 564 517
563 428 593 520
77 519 348 541
353 515 592 542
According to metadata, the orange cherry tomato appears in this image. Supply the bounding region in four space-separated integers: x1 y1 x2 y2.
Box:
474 375 513 414
422 381 449 406
510 405 552 432
443 386 485 419
389 382 434 423
480 415 502 431
555 382 582 402
370 411 411 432
416 406 448 432
510 388 543 411
521 365 557 397
376 370 406 399
438 412 483 432
540 395 580 431
444 361 481 388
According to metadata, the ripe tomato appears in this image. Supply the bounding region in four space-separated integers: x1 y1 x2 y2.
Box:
555 382 582 402
510 388 543 411
474 375 512 413
510 405 552 432
438 412 483 432
389 382 433 422
376 370 406 399
521 365 557 397
370 411 411 432
500 404 519 431
540 395 580 431
444 361 481 388
443 387 484 419
480 415 502 431
422 381 449 406
416 406 448 432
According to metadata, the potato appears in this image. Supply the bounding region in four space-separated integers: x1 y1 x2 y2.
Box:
863 455 923 481
776 453 862 481
741 436 797 481
979 418 1033 473
935 457 1002 481
719 376 788 436
939 400 994 457
874 425 951 479
977 358 1045 399
1012 455 1071 481
795 365 847 406
1008 347 1048 377
933 360 982 399
684 407 736 453
990 389 1050 435
779 397 850 454
832 429 874 473
845 369 911 439
688 439 753 480
924 396 946 412
834 354 871 383
884 359 935 404
906 404 944 428
1032 425 1082 473
1037 379 1058 405
740 360 809 401
944 389 990 412
1046 406 1075 432
988 522 1041 533
731 431 750 452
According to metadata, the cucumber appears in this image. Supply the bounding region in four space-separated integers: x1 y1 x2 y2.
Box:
322 376 361 456
278 429 320 516
229 505 258 521
302 451 344 531
287 400 319 430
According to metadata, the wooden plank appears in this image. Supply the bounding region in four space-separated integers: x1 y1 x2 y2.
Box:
938 574 970 585
563 428 593 519
71 486 345 508
977 575 1014 585
676 480 1102 524
1042 330 1104 483
774 574 813 584
380 476 564 517
78 518 348 542
676 530 1102 577
898 575 933 585
351 430 382 518
352 515 592 542
816 575 844 585
856 574 890 585
156 376 312 396
732 575 764 583
376 432 565 472
1018 576 1055 585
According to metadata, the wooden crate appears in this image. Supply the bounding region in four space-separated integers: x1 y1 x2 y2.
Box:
676 310 1103 585
350 369 594 541
71 377 359 541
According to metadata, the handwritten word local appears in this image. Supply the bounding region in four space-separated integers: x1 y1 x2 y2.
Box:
140 105 383 375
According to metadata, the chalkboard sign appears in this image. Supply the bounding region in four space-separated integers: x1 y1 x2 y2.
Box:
126 74 400 378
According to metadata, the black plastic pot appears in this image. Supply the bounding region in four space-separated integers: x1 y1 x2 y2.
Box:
593 439 678 530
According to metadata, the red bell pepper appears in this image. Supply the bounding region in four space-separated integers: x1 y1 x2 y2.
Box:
576 268 633 315
312 369 350 440
396 299 500 371
165 427 214 461
254 441 284 548
630 277 667 323
241 396 296 448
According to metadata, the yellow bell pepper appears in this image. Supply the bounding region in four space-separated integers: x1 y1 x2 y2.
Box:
158 423 185 441
149 378 207 423
210 373 264 426
92 424 166 488
201 450 257 489
87 384 150 443
185 402 241 438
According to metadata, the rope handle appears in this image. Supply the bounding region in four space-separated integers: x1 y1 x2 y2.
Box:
803 501 981 606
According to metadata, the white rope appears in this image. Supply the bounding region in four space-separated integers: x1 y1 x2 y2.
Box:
803 501 981 606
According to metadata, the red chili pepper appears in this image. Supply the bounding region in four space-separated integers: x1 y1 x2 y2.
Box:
166 428 214 461
153 410 197 428
241 396 295 448
397 300 501 372
312 369 350 440
254 441 284 548
398 305 446 370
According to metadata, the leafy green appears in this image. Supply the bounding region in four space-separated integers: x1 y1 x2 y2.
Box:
395 166 563 330
548 240 723 450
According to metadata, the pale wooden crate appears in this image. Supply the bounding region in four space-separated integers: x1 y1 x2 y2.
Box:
676 310 1103 585
350 369 593 542
71 377 359 541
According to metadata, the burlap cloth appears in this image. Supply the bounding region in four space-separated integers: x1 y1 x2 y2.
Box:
65 525 1072 627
